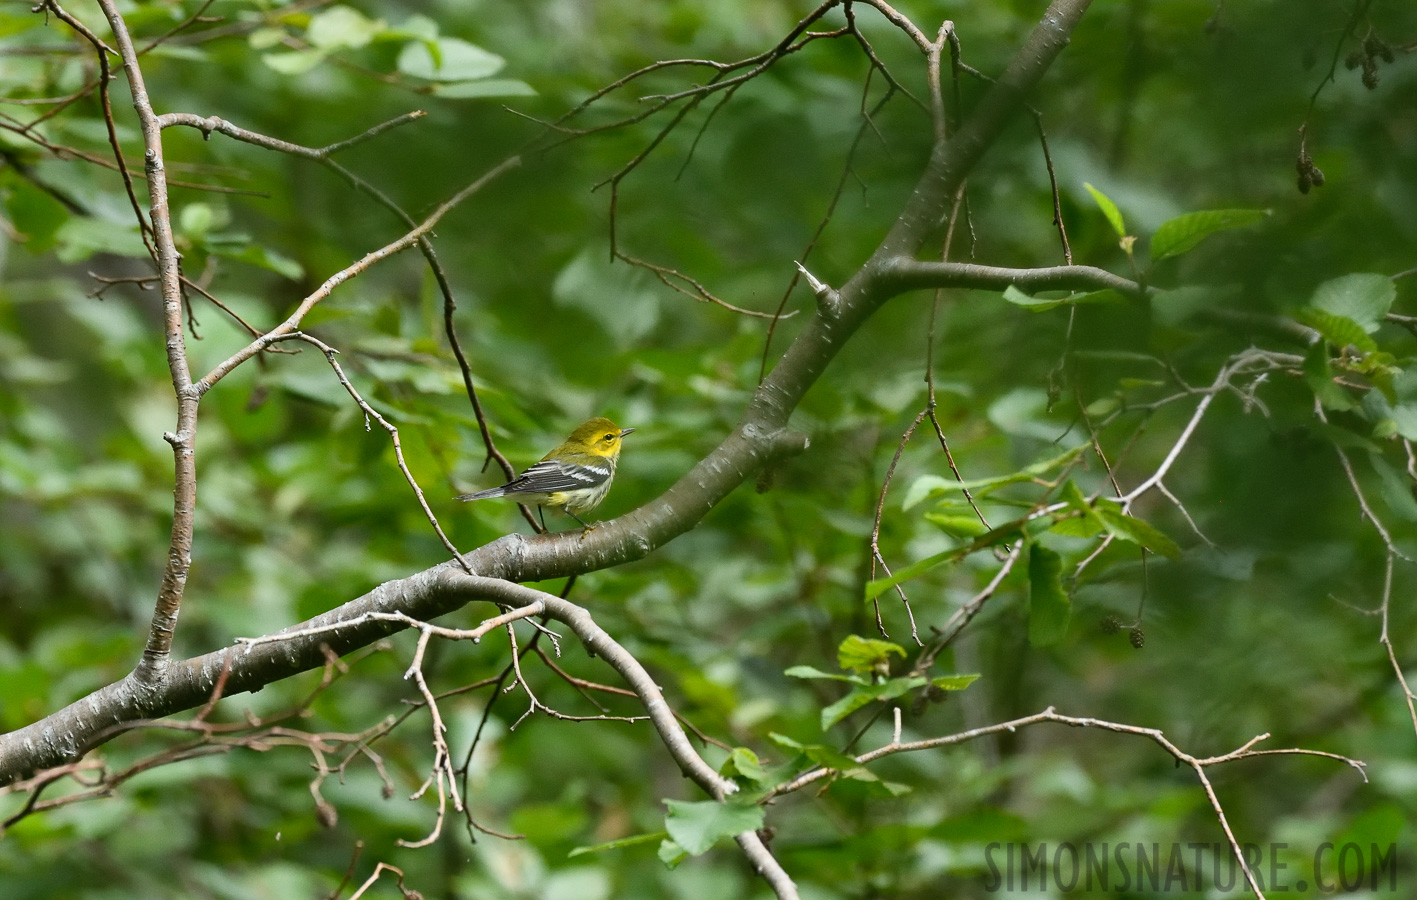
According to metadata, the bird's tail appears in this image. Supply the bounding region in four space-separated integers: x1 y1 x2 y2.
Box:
455 486 507 501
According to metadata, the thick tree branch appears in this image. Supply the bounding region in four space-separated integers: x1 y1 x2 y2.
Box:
0 0 1095 799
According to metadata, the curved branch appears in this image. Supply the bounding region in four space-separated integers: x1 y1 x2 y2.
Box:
762 707 1365 900
0 0 1096 793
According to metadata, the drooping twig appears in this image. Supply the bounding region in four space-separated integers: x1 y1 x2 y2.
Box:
762 705 1365 900
269 333 473 574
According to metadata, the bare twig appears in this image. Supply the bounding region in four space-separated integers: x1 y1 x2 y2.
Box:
195 156 521 392
765 707 1366 900
269 333 472 574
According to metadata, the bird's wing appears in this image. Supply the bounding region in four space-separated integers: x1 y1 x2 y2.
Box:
501 459 612 495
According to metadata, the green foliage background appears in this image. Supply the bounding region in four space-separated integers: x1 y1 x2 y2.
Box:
2 0 1415 897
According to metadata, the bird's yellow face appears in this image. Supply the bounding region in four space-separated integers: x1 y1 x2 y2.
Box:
567 417 635 460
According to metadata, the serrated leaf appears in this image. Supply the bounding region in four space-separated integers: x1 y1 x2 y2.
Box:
1310 273 1395 333
432 78 536 99
398 37 504 81
1055 478 1107 536
1027 544 1070 646
1084 182 1126 239
837 635 905 674
1295 308 1376 354
1150 209 1267 261
569 831 667 858
663 800 764 856
1050 514 1105 538
1304 340 1357 411
1093 502 1181 558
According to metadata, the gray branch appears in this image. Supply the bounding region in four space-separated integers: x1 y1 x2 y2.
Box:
0 0 1097 805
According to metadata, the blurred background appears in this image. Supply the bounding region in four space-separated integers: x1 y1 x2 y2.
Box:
1 0 1415 897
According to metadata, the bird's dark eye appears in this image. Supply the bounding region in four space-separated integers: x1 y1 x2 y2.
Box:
604 433 616 441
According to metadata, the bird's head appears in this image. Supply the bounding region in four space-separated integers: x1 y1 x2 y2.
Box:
568 417 635 459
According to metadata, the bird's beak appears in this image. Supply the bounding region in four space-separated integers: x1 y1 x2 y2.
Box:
620 428 636 437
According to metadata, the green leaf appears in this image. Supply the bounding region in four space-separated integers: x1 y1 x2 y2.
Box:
1049 513 1106 538
1084 182 1126 238
864 514 1031 601
663 799 764 855
553 245 661 348
1027 544 1070 646
931 673 980 691
767 733 867 774
863 547 956 601
836 635 905 674
262 49 326 75
657 838 688 869
1390 403 1417 441
784 665 862 683
820 676 924 730
1368 453 1417 522
923 512 992 538
306 6 385 50
54 217 149 262
432 79 536 99
1304 340 1357 411
1150 209 1268 261
383 14 439 42
212 244 304 280
397 37 505 81
1310 273 1396 333
569 831 667 858
720 748 769 784
1308 421 1385 454
1093 501 1181 558
2 176 69 252
901 443 1088 510
1002 285 1123 312
1295 308 1377 353
179 203 214 241
247 26 286 50
1050 479 1106 537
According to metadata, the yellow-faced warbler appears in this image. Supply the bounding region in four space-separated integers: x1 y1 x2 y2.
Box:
457 417 634 530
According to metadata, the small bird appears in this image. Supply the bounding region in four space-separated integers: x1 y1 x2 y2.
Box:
457 417 634 531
